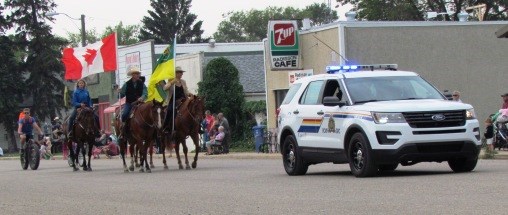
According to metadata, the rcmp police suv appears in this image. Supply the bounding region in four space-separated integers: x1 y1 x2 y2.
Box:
277 64 481 177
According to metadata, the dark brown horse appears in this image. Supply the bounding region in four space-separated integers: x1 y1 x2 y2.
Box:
115 100 163 173
161 95 205 170
65 107 97 171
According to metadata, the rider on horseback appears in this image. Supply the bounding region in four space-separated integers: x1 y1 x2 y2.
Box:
162 66 192 134
68 79 100 140
119 66 147 138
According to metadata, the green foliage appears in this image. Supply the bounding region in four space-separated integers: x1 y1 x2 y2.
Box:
213 3 338 42
337 0 508 21
65 28 100 47
102 22 140 46
244 100 266 115
198 57 245 137
139 0 207 44
4 0 67 123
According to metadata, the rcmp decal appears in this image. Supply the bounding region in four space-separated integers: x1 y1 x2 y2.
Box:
297 112 373 134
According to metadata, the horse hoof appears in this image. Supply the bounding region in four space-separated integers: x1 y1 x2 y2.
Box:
164 166 169 170
139 169 145 172
192 163 197 169
124 169 129 173
135 164 140 168
129 166 134 172
150 164 155 168
146 169 152 173
179 166 183 170
87 168 92 172
73 167 79 171
186 166 191 170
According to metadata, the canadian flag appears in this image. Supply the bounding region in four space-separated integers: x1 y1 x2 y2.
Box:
62 33 117 80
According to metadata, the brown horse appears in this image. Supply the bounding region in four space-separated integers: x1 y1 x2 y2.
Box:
115 100 163 173
65 107 97 171
161 95 205 170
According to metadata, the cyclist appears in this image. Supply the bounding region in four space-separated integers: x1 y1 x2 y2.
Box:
17 108 43 152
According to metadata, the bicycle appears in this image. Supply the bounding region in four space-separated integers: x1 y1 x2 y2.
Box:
20 135 41 170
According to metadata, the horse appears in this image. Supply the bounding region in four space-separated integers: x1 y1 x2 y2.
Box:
115 100 163 173
161 95 205 170
65 107 97 171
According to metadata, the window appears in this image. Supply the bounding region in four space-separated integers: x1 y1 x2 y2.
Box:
300 80 324 105
345 76 443 104
281 83 301 105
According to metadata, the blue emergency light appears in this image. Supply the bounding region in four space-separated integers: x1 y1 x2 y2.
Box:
326 64 398 74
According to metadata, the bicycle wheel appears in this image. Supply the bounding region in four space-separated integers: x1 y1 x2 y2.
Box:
20 147 28 170
29 142 40 170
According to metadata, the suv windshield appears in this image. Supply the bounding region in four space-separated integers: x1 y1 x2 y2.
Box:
344 76 444 104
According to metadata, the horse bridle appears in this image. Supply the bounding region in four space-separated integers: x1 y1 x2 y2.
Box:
184 97 202 124
76 108 95 136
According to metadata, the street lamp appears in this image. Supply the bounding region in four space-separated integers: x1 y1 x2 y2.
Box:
47 12 86 47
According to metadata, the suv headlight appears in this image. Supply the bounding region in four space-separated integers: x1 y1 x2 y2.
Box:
466 108 476 120
372 112 406 124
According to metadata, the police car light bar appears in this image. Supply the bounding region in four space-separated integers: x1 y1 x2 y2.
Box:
326 64 398 74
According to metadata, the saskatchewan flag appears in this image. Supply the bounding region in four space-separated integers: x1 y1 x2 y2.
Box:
146 38 176 102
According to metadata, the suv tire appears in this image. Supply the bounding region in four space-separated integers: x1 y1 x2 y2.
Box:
282 135 308 175
348 132 377 177
448 156 478 172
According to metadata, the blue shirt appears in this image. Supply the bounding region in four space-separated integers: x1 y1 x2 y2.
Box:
72 88 92 108
18 117 37 134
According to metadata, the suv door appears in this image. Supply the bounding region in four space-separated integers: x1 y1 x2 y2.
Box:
295 80 326 147
318 79 348 149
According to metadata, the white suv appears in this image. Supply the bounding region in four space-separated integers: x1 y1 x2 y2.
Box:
277 65 481 177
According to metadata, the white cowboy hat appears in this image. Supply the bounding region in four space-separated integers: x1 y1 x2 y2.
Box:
175 66 186 73
54 117 59 121
127 65 141 76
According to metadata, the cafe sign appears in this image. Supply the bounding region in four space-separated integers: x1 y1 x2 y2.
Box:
268 20 301 70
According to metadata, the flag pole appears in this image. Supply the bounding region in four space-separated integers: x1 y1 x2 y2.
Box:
114 32 123 127
171 34 177 134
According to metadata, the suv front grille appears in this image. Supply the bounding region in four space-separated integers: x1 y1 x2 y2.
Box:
403 110 466 128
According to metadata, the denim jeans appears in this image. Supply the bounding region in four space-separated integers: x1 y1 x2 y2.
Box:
121 103 132 122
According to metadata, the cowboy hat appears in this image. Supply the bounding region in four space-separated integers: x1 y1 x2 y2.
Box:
54 117 59 121
175 66 186 73
127 65 141 76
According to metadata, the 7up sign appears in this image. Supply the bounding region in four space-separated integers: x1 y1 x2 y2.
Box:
268 20 301 70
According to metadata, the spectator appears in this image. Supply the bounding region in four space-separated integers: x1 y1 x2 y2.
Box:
451 91 462 103
95 130 107 147
485 116 495 152
502 93 508 109
217 113 231 153
206 126 225 155
52 117 62 138
0 146 3 156
203 110 215 142
40 137 54 160
102 137 119 158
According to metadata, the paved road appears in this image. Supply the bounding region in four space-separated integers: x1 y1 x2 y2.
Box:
1 155 507 214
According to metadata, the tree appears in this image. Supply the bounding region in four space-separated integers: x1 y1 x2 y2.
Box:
65 28 100 47
139 0 206 44
214 5 338 42
300 3 338 26
5 0 67 125
337 0 508 21
102 22 140 46
198 57 244 138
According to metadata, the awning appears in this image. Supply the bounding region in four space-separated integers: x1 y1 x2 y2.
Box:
104 97 125 114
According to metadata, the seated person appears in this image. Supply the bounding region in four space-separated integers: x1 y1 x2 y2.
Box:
102 137 119 158
206 126 225 155
95 130 108 147
40 137 54 160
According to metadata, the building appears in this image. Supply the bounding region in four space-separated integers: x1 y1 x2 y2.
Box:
264 20 508 132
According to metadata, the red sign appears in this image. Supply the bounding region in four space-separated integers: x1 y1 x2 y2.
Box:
273 23 295 46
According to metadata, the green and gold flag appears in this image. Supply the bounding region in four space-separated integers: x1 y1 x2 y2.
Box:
146 37 176 102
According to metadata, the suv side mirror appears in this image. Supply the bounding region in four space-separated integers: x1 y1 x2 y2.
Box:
323 96 346 107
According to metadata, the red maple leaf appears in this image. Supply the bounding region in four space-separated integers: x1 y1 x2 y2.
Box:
83 48 97 66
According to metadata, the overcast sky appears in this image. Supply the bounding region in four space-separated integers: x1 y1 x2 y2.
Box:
48 0 352 38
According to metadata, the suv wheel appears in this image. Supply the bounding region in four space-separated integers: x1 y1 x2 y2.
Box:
282 135 308 175
348 132 377 177
448 156 478 172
